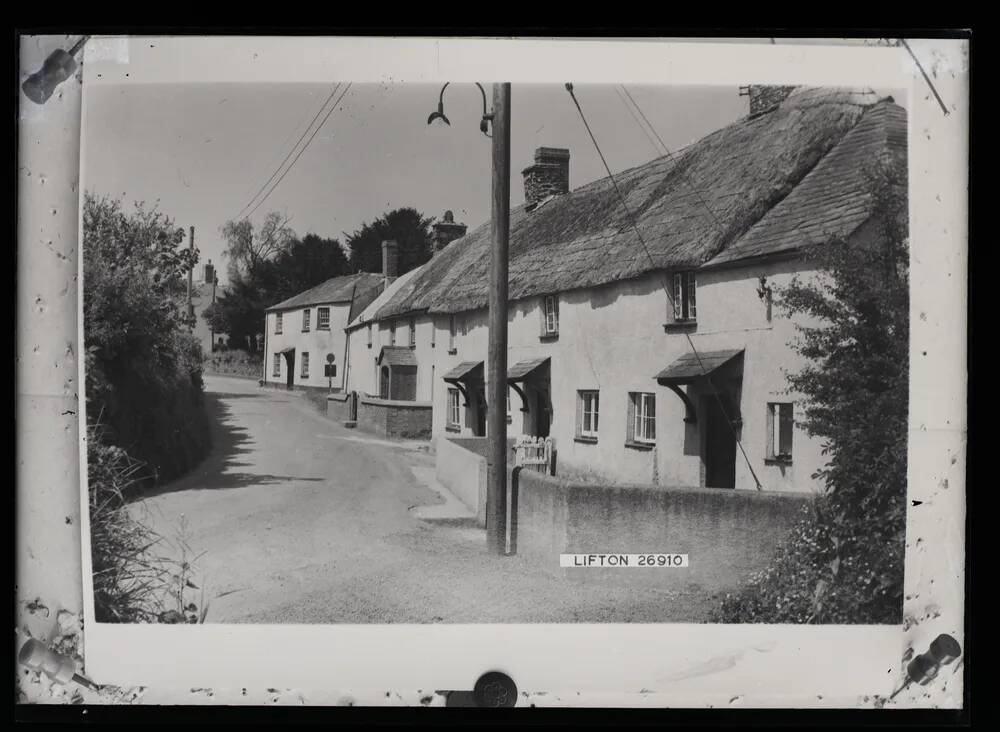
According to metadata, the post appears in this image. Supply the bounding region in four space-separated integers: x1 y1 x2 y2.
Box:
186 226 195 324
487 83 511 555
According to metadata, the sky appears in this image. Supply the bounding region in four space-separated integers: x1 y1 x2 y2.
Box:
82 82 750 284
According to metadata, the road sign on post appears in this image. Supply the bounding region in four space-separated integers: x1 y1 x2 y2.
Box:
325 355 336 391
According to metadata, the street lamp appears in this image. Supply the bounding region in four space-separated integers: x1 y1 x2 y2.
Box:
426 82 494 138
427 82 511 556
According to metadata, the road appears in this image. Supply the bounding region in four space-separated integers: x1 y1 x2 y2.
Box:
135 375 716 623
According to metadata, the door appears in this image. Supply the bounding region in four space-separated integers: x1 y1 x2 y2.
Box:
474 386 487 436
284 351 295 390
703 394 737 488
379 366 390 399
535 389 550 438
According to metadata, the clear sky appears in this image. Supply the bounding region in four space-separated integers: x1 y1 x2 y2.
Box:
82 82 748 283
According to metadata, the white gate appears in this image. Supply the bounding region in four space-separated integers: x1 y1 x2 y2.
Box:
513 436 554 475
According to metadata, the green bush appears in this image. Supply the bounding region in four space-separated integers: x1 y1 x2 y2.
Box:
83 192 211 488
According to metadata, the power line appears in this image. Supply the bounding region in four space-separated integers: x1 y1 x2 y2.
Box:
565 83 763 491
230 82 343 222
614 86 661 158
241 83 353 222
619 85 725 233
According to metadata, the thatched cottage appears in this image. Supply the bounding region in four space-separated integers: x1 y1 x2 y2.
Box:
338 86 907 492
262 271 384 391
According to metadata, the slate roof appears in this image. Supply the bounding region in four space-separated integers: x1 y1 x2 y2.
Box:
346 266 424 330
372 87 905 319
508 358 550 381
266 272 384 315
655 349 744 384
377 346 418 367
442 361 484 381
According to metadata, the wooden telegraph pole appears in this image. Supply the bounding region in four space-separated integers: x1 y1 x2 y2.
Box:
487 83 511 555
186 226 195 324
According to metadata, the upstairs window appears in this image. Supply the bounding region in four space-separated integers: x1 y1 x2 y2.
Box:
273 353 281 377
275 312 283 334
767 402 794 461
317 307 330 330
390 321 397 346
541 295 559 337
302 309 311 332
448 315 457 351
627 392 656 445
367 323 372 348
577 390 600 440
409 317 416 348
301 352 310 378
672 272 697 322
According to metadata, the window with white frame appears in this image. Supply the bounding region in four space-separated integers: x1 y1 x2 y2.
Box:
628 392 656 444
767 402 794 461
409 318 416 348
578 390 600 439
672 272 697 322
275 312 283 334
273 353 281 377
317 307 330 330
390 321 397 346
447 388 461 428
542 294 559 336
302 309 311 332
300 352 310 378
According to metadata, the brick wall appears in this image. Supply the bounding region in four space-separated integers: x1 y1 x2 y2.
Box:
327 391 353 423
522 147 570 208
357 396 432 439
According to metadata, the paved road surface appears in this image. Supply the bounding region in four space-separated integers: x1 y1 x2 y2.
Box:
135 375 716 623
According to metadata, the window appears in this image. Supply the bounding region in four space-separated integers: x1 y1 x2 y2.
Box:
367 323 372 348
300 352 310 378
390 321 397 346
301 309 311 332
672 272 697 322
767 402 794 461
578 390 600 440
275 312 283 334
542 295 559 336
317 307 330 330
448 315 457 352
447 388 461 428
409 318 416 348
628 392 656 444
273 353 281 377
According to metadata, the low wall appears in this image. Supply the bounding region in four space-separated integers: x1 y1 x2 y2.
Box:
514 471 814 592
435 438 488 526
357 396 432 439
327 391 353 424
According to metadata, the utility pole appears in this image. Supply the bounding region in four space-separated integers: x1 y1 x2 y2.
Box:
186 226 195 325
487 83 511 555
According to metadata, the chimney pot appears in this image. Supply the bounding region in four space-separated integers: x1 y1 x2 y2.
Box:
431 212 468 255
522 147 570 209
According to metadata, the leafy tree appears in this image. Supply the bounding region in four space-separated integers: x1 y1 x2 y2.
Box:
346 207 433 275
204 232 351 352
83 192 210 485
220 211 295 283
714 157 908 624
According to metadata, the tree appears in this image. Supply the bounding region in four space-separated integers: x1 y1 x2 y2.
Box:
713 156 908 624
220 211 295 283
83 192 211 484
346 207 433 275
204 232 352 352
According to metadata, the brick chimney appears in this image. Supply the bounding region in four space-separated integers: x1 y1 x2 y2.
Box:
431 210 468 255
381 239 399 288
522 147 570 210
743 85 797 118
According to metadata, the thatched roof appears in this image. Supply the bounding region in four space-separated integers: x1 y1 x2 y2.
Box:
266 272 384 314
374 87 905 319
